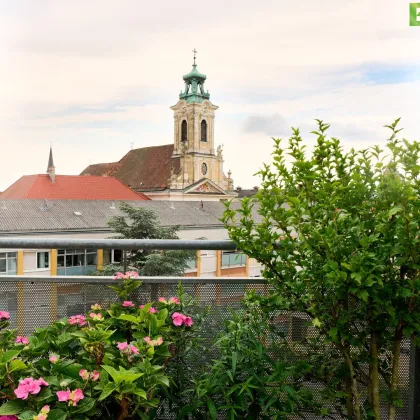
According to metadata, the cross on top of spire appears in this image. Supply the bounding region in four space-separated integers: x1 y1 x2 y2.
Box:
192 48 197 64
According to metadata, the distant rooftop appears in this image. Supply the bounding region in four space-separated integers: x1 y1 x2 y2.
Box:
0 174 150 201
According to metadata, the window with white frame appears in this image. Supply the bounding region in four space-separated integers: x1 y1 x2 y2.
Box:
0 252 17 274
37 252 50 269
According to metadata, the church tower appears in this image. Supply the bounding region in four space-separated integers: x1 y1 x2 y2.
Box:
170 51 234 194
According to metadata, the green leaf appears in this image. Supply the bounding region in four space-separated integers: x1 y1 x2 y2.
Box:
18 411 38 420
358 290 369 302
0 400 26 415
118 314 140 324
98 382 117 401
8 359 27 373
156 308 168 321
328 327 338 337
231 351 237 376
134 388 147 399
312 318 321 327
2 350 21 363
206 399 217 420
46 409 67 420
72 397 96 414
102 365 123 384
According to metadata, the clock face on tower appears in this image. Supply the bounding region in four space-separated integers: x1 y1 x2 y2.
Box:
201 162 208 176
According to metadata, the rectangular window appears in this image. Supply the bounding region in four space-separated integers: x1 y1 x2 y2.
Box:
0 252 17 275
221 251 246 267
37 252 50 269
57 250 97 275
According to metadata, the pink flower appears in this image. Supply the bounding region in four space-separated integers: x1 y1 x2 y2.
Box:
56 390 70 402
172 312 186 327
0 416 18 420
169 296 180 304
41 406 50 414
130 345 139 354
148 307 157 314
79 369 89 381
171 312 193 327
183 316 193 327
91 303 102 310
49 355 58 363
117 342 128 351
0 311 10 320
144 336 163 346
56 388 84 406
68 315 87 326
122 301 134 307
91 370 100 381
34 415 47 420
15 336 29 344
158 297 167 303
139 305 145 309
89 312 103 321
14 377 48 400
126 271 139 278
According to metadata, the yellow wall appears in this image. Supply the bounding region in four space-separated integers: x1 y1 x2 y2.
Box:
97 249 104 271
50 249 57 276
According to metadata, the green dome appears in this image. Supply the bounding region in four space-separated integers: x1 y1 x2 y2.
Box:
183 64 207 81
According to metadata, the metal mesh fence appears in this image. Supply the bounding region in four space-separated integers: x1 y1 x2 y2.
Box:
0 277 414 419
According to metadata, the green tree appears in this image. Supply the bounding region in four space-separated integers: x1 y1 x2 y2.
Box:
95 202 195 276
222 119 420 420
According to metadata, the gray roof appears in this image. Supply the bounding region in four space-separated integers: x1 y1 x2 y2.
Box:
0 200 260 235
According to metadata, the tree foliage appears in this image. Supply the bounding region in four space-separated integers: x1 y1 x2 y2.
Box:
222 119 420 419
95 203 194 277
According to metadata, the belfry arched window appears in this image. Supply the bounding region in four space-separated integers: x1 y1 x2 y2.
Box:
201 119 207 142
181 120 188 142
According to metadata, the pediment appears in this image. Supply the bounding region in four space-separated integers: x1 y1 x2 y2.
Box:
184 179 227 195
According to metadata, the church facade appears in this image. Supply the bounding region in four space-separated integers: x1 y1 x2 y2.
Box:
81 57 237 201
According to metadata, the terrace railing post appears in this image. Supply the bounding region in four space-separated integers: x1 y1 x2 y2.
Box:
410 340 420 419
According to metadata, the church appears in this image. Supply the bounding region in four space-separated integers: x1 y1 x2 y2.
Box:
81 54 237 201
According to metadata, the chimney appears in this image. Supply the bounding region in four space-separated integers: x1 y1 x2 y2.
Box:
46 145 56 183
253 186 259 191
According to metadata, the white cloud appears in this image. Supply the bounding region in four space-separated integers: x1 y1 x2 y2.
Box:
0 0 418 191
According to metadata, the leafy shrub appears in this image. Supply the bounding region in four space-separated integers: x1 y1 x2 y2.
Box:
180 304 316 419
0 273 197 420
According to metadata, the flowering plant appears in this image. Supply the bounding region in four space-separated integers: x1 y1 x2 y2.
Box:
0 273 196 419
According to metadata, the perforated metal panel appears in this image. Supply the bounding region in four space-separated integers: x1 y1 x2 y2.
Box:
0 277 413 419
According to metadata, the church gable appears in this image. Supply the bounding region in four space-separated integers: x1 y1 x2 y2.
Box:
184 179 227 195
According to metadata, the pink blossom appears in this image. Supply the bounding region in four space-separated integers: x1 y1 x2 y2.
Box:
56 390 70 402
144 336 163 346
91 303 102 310
89 312 103 321
169 296 181 304
49 355 58 363
158 297 167 303
171 312 193 327
130 345 139 354
184 317 193 327
126 271 139 278
117 342 128 351
79 369 89 381
91 370 100 381
148 307 157 314
14 377 49 400
0 311 10 320
139 305 145 309
33 415 47 420
122 301 134 307
0 417 18 420
68 315 87 326
41 406 50 414
15 336 29 344
56 388 84 406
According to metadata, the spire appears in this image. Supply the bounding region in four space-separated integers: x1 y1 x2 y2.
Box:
179 49 210 103
47 145 56 183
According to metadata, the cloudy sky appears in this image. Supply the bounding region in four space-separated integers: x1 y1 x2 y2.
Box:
0 0 418 191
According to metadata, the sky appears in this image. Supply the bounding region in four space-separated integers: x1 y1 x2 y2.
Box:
0 0 418 191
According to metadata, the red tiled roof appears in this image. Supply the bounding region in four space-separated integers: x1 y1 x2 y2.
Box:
80 145 181 191
1 175 150 200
